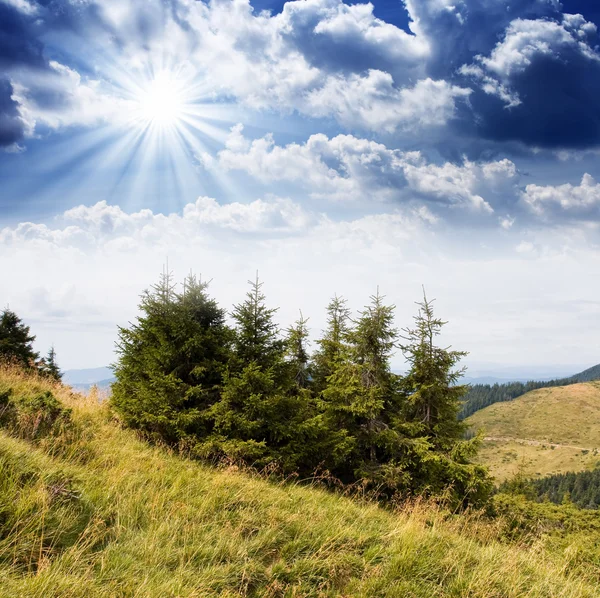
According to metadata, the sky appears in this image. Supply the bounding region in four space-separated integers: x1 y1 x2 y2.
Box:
2 0 600 375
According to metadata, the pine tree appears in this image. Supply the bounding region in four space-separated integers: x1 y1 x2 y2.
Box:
203 276 329 473
399 290 491 505
400 290 467 447
312 296 351 392
230 272 283 371
0 308 39 368
111 271 232 444
202 274 287 465
321 291 407 488
285 312 311 389
40 346 62 381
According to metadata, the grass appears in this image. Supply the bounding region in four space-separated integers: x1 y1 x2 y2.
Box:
467 382 600 482
1 366 600 597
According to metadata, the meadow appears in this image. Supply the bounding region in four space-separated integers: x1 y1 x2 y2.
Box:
1 366 600 597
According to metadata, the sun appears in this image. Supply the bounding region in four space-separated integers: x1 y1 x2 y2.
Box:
137 71 186 128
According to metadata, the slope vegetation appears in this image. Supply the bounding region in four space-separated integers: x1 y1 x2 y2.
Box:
460 363 600 419
467 382 600 482
1 367 600 597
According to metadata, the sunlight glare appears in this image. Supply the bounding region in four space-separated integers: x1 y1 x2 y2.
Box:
138 71 185 127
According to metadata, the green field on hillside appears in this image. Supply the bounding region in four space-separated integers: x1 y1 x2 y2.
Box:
467 382 600 482
2 367 600 597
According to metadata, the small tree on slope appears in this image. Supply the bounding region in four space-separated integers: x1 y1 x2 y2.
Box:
0 309 39 369
321 291 408 489
399 291 491 505
39 346 62 381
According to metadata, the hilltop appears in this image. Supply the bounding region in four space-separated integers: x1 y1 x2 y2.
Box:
467 382 600 482
460 363 600 419
2 366 600 597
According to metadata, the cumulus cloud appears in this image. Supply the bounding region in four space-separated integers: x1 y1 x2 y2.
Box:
203 125 518 212
459 13 600 147
522 173 600 220
3 195 600 373
4 0 600 148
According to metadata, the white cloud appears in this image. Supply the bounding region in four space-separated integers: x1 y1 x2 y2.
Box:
461 15 600 106
6 0 469 137
0 0 38 15
11 62 135 136
3 196 600 374
305 73 470 132
522 173 600 220
205 125 517 211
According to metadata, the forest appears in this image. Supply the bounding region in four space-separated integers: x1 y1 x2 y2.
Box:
523 468 600 510
109 272 491 506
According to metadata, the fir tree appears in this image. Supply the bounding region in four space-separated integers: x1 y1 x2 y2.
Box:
0 308 39 368
203 274 288 465
322 291 406 488
400 290 467 447
111 271 232 444
40 346 62 381
312 296 351 392
285 312 311 389
230 272 283 370
399 290 491 505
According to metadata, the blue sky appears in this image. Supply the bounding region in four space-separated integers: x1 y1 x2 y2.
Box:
2 0 600 373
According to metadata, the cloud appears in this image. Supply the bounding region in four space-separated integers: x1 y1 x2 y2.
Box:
305 73 470 132
522 173 600 221
203 125 518 212
3 194 600 372
458 13 600 148
3 0 600 148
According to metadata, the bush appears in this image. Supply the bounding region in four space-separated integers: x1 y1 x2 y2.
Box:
0 387 72 441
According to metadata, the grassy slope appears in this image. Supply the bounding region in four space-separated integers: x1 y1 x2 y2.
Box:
467 382 600 482
1 369 600 597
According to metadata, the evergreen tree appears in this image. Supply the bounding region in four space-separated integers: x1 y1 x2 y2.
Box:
111 271 232 444
0 308 39 368
312 296 351 392
399 291 491 505
39 346 62 381
400 291 467 447
322 291 407 489
285 312 311 389
230 272 283 371
203 274 289 465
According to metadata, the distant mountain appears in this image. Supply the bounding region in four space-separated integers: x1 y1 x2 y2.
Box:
63 367 115 392
460 363 600 419
63 367 113 386
462 376 534 385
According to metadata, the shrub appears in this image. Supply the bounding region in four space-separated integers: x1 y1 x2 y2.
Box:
0 387 72 441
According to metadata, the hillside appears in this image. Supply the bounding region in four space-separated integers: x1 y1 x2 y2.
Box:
1 368 600 597
467 382 600 482
459 363 600 419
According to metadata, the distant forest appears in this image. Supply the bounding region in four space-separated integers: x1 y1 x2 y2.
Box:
502 469 600 510
459 364 600 419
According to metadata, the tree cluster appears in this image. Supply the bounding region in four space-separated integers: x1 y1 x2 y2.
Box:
505 468 600 510
111 273 491 506
0 308 62 381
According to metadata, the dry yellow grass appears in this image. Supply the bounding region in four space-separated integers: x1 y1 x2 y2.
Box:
1 366 600 597
467 382 600 482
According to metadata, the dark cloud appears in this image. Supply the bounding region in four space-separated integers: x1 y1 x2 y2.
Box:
464 51 600 148
0 3 46 146
0 78 24 146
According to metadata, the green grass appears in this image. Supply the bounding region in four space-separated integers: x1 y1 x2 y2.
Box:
1 367 600 597
467 382 600 482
